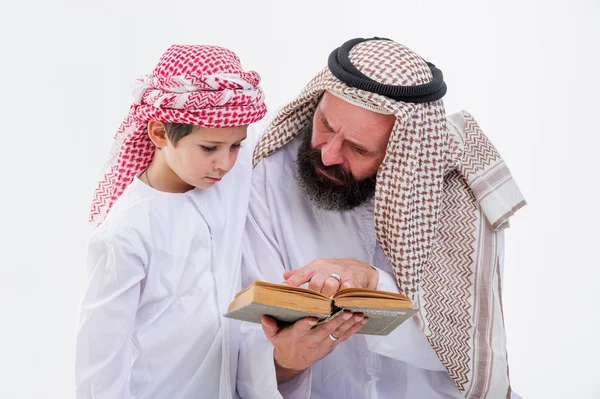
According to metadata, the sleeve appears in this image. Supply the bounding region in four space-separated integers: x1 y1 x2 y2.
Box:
75 225 146 399
372 264 401 293
236 164 311 399
365 261 445 371
364 317 446 371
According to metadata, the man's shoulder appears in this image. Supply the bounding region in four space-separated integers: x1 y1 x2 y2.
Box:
446 111 468 134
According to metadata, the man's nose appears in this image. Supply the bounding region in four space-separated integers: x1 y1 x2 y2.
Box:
320 135 344 166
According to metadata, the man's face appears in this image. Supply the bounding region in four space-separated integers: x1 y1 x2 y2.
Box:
295 92 396 211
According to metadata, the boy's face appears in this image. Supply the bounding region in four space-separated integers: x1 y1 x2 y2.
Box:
163 125 248 190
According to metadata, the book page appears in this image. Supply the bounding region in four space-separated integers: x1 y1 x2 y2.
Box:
334 296 413 309
333 288 411 301
251 280 329 300
228 281 332 315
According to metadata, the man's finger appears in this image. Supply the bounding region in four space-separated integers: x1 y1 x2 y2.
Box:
307 272 328 294
282 270 295 280
262 315 318 343
320 275 340 298
289 317 319 340
339 279 356 291
330 313 364 340
309 311 353 341
283 266 316 287
336 317 368 343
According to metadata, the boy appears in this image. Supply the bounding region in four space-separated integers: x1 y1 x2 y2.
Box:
76 44 267 399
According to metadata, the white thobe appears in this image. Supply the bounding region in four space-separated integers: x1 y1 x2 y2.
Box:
76 141 255 399
238 136 470 399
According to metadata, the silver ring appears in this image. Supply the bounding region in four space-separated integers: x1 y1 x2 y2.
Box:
329 333 339 342
329 273 342 283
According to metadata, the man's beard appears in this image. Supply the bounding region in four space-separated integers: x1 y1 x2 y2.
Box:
295 123 377 211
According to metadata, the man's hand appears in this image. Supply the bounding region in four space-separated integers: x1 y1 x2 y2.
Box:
261 312 367 383
282 258 379 297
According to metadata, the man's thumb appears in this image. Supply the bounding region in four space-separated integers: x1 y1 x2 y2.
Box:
261 316 280 342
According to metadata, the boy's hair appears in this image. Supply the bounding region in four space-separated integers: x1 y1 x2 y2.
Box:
164 123 195 146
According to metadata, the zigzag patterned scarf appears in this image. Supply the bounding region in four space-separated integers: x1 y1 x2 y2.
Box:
253 38 525 398
89 44 267 227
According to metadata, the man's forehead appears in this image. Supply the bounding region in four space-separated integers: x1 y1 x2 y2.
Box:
325 89 393 115
317 92 396 145
318 91 394 121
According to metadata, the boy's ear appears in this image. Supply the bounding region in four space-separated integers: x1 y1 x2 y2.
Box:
147 120 168 148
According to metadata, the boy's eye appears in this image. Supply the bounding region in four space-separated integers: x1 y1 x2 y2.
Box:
231 143 243 150
200 145 217 152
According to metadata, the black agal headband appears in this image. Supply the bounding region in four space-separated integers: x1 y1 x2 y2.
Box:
328 37 447 104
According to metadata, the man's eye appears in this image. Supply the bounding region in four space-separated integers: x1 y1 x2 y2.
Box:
200 145 217 152
353 145 366 154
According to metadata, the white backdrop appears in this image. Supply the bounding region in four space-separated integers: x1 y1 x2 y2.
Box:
0 1 598 398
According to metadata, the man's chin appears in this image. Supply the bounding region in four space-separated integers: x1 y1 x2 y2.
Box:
295 171 376 212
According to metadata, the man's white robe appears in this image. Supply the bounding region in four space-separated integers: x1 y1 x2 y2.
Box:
237 136 469 399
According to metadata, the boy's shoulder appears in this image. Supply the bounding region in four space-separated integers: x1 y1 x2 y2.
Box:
92 179 176 241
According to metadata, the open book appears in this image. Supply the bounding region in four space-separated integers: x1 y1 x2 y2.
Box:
225 280 416 336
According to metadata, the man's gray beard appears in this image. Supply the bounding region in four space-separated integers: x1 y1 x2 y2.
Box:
294 123 377 212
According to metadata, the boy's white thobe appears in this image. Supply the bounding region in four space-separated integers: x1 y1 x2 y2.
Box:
76 141 255 399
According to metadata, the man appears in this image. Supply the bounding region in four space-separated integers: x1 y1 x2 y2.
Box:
237 37 525 399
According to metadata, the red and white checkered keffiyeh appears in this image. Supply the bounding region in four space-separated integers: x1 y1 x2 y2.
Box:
89 45 267 227
254 39 526 398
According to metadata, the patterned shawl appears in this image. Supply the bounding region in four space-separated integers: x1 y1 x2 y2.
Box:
253 38 525 398
89 44 267 227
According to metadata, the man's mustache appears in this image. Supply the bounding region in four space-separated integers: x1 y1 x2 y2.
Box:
306 147 353 184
